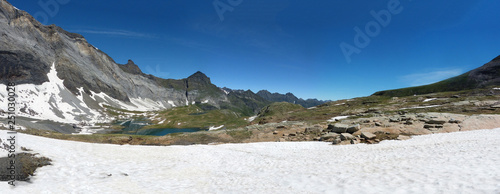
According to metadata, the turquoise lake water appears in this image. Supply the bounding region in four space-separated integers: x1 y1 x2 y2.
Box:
114 120 206 136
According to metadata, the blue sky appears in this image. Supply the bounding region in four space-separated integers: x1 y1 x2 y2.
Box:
9 0 500 100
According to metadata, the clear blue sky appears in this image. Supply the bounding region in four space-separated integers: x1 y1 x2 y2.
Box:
9 0 500 100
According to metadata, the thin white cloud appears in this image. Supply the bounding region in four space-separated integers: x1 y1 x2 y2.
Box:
401 69 463 86
71 29 155 38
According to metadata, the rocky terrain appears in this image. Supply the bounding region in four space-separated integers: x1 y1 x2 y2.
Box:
11 87 499 146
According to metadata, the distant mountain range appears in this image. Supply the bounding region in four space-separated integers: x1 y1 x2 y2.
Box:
373 55 500 97
0 0 326 125
256 90 328 108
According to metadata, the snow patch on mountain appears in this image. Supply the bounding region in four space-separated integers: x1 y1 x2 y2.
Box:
209 125 224 131
327 115 350 122
0 63 104 124
0 63 170 125
423 98 437 102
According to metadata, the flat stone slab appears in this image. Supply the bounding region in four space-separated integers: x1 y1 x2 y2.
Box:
331 124 349 133
361 132 376 139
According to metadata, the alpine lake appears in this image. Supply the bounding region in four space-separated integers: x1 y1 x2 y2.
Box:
108 120 207 136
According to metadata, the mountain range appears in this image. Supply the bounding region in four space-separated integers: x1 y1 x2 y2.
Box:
0 0 325 125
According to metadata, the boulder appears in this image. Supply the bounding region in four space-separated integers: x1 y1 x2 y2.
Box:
340 133 355 141
346 124 361 134
361 132 376 139
320 133 340 142
426 118 447 124
331 123 349 133
332 137 342 145
389 117 400 122
397 135 411 141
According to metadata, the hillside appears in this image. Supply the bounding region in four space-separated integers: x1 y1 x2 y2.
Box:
373 55 500 97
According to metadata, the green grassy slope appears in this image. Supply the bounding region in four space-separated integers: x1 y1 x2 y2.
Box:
373 55 500 97
373 72 477 97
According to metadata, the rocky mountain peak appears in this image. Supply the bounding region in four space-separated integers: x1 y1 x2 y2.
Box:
285 92 296 97
188 71 211 84
119 59 143 75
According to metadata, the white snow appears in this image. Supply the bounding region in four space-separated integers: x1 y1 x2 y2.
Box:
222 89 230 95
307 106 317 110
208 125 224 131
202 100 209 104
167 100 176 107
400 105 442 110
423 98 437 102
494 88 500 90
158 119 166 124
247 115 258 122
0 62 170 127
1 128 499 193
92 92 166 112
327 115 350 122
0 63 104 124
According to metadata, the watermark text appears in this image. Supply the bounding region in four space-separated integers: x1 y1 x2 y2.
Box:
340 0 408 63
213 0 243 21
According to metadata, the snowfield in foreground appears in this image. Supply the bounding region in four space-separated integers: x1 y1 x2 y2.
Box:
1 129 500 193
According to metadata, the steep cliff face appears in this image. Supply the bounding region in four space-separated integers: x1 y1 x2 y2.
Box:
0 0 231 123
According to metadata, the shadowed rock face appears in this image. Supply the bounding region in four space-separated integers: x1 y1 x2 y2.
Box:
468 55 500 88
0 50 49 85
119 60 144 75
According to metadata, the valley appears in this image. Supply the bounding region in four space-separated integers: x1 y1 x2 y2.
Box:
0 0 499 192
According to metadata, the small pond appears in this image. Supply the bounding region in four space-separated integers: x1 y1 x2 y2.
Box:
111 120 207 136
